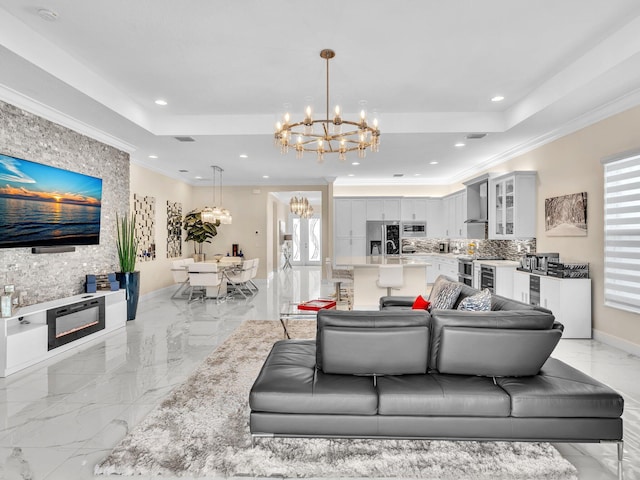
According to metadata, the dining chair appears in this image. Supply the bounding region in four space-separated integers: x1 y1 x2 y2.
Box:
187 262 223 302
325 257 353 302
224 259 255 298
170 258 194 299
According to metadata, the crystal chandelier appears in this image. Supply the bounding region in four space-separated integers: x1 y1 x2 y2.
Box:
290 196 314 219
274 49 380 163
200 165 232 225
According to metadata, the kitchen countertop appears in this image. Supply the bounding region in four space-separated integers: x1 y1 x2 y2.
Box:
472 259 520 267
335 256 432 267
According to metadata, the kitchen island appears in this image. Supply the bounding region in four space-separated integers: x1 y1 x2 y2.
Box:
335 256 431 309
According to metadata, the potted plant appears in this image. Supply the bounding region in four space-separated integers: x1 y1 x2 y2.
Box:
183 210 220 262
116 212 140 321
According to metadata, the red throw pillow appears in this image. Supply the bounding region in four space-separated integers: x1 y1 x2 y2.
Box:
412 295 431 310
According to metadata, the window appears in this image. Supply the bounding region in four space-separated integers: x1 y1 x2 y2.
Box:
603 151 640 313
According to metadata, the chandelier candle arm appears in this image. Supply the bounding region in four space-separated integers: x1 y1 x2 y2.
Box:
274 48 380 162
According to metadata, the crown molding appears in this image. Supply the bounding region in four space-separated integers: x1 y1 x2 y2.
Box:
0 84 136 153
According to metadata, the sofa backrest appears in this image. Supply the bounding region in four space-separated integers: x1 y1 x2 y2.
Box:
429 309 561 376
316 310 430 375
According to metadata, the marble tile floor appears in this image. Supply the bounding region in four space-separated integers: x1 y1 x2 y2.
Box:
0 266 636 479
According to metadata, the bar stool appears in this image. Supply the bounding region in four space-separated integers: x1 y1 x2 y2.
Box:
376 264 404 296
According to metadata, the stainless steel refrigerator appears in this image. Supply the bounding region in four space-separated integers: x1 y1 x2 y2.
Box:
366 221 400 256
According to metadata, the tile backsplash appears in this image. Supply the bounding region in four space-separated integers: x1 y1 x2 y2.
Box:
401 238 537 261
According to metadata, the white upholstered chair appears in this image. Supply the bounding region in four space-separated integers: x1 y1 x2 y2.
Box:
187 262 223 302
224 259 255 298
170 258 195 299
248 258 260 292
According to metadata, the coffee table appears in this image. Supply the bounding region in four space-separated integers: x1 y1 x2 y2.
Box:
279 301 334 339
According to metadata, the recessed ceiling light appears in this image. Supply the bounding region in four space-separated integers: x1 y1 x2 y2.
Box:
195 176 202 180
262 175 269 179
430 161 439 165
37 8 58 21
455 142 465 147
155 99 168 106
414 173 421 176
148 155 158 159
352 162 360 166
348 174 355 177
239 154 248 158
491 95 505 102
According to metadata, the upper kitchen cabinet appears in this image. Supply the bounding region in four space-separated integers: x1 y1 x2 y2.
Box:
443 190 467 239
401 198 428 221
426 198 445 238
488 171 537 239
334 198 367 238
366 198 401 221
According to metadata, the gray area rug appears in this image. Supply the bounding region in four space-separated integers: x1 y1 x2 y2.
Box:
95 320 578 479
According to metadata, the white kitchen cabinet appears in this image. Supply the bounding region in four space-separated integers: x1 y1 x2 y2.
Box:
472 261 482 290
334 198 367 258
366 198 401 221
540 276 592 338
488 171 536 239
477 260 518 298
427 255 458 284
443 190 467 239
513 270 531 304
401 198 427 221
426 198 445 238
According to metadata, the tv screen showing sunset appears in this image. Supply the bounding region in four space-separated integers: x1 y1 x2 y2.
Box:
0 154 103 248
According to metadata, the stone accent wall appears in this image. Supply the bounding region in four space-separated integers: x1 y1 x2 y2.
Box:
0 100 129 306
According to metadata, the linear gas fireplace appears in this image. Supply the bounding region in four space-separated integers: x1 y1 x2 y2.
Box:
46 296 106 351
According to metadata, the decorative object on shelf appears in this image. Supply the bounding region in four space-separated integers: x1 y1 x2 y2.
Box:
544 192 587 237
200 165 232 225
133 194 156 261
85 273 119 293
274 49 380 162
167 200 183 258
290 196 313 218
116 212 140 321
183 209 219 262
1 291 14 318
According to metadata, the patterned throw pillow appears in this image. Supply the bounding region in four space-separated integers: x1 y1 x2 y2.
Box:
428 275 452 302
457 288 492 311
431 281 462 310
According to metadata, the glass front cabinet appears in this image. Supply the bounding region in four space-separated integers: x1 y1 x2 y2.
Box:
489 171 537 239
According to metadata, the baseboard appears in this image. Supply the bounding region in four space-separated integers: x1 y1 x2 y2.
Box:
592 329 640 358
140 285 176 302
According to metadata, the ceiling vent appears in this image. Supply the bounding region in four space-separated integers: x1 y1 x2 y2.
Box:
174 136 195 142
466 133 487 140
393 173 404 177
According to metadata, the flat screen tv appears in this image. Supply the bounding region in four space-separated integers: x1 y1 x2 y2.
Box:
0 153 102 248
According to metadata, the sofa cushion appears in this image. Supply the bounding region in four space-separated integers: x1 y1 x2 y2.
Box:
430 279 462 309
497 357 624 418
250 340 378 415
377 374 511 417
412 295 431 310
436 326 562 376
316 310 430 373
428 309 557 371
457 288 492 311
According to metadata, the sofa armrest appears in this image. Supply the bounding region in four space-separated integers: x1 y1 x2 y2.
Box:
379 296 416 310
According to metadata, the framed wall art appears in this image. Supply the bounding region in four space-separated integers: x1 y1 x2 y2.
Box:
544 192 587 237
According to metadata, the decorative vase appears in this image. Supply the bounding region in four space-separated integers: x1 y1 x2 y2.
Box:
116 271 140 321
193 253 206 262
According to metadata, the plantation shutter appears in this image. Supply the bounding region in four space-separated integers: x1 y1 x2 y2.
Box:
603 152 640 313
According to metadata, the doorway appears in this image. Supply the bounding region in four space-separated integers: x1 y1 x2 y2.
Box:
290 213 321 266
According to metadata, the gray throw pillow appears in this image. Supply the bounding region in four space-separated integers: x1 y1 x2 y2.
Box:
431 281 462 309
457 288 492 311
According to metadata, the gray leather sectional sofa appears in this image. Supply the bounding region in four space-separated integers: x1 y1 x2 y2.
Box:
249 283 625 463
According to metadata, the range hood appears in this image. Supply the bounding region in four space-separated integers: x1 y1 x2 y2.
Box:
464 180 488 224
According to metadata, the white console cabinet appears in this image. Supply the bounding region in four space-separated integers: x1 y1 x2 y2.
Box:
0 290 127 377
511 270 591 338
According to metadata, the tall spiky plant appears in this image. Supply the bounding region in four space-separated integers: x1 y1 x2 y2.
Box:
116 212 138 272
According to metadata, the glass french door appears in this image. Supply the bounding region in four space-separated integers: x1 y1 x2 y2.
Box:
290 213 321 266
